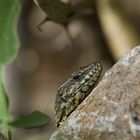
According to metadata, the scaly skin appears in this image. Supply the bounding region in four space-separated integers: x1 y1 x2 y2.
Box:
55 62 102 127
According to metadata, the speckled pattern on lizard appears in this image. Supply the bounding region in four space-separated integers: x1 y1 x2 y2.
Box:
55 62 102 127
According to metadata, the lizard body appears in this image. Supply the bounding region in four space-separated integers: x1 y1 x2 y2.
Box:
55 62 102 127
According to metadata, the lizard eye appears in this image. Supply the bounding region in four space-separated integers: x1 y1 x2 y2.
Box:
73 74 81 80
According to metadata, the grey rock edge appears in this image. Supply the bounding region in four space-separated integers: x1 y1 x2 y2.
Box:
50 46 140 140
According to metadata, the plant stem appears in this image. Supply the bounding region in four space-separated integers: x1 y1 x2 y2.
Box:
8 130 12 140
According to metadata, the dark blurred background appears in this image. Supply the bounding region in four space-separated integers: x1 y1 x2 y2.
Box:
3 0 140 139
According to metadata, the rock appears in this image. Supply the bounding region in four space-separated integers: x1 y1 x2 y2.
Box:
50 46 140 140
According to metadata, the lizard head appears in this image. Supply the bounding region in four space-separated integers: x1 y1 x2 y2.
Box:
55 62 102 127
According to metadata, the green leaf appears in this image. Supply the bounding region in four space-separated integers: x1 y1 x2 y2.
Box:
0 78 9 121
0 0 21 67
8 111 49 129
0 0 21 129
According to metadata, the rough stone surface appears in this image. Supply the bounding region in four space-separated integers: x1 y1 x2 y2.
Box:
50 46 140 140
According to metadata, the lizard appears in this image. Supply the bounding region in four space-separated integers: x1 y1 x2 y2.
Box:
55 62 102 127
